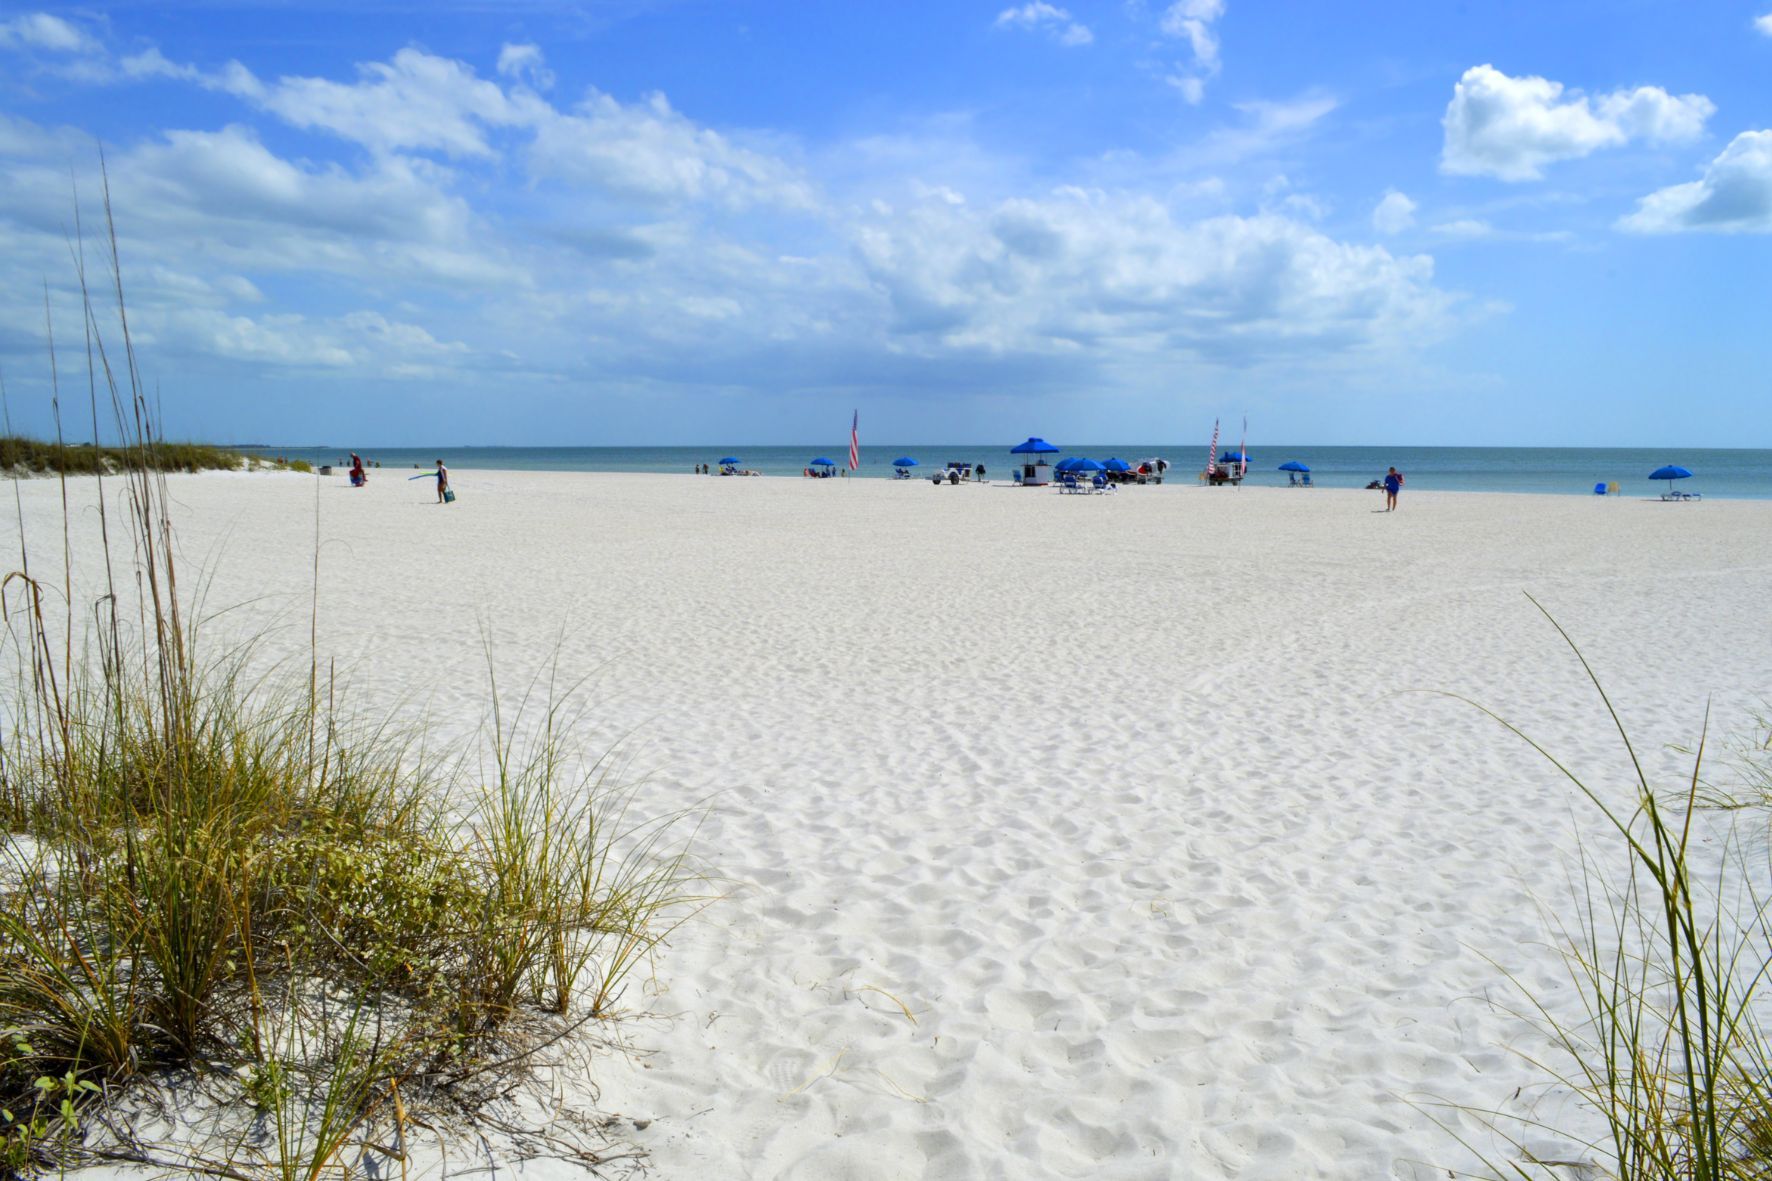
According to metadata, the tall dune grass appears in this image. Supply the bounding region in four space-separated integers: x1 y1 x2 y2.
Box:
0 435 244 475
1458 600 1772 1180
0 169 700 1176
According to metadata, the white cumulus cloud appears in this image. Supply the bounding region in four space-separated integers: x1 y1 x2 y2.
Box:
496 43 554 90
1372 190 1416 234
1441 64 1714 181
994 3 1093 47
855 188 1455 362
529 90 817 209
1160 0 1225 103
0 12 100 53
240 49 535 159
1756 12 1772 35
1618 130 1772 233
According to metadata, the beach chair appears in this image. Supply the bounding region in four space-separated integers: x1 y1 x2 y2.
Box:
1300 473 1313 487
1594 482 1607 495
1091 474 1110 493
1060 474 1081 494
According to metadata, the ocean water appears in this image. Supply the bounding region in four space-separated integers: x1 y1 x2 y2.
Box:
267 444 1772 499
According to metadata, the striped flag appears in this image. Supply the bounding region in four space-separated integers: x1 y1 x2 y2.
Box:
849 409 860 471
1206 418 1220 477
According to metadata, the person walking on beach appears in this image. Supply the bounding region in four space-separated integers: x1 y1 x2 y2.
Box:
435 458 450 504
1383 466 1403 511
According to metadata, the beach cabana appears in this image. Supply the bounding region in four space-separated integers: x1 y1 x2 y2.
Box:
1011 437 1060 486
1649 464 1698 501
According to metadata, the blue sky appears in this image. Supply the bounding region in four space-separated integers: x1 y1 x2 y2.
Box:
1 0 1768 446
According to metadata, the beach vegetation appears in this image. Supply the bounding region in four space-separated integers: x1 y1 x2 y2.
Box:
0 175 701 1176
0 434 243 475
1455 601 1772 1181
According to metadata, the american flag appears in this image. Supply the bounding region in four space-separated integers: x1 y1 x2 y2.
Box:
849 409 860 471
1206 418 1220 477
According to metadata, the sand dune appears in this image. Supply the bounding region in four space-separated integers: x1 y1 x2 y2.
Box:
8 470 1770 1179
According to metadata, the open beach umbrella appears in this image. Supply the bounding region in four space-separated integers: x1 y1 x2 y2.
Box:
1010 437 1061 455
893 457 919 467
1278 461 1310 473
1219 450 1250 464
809 457 836 467
1649 464 1692 495
1103 458 1131 472
719 456 741 466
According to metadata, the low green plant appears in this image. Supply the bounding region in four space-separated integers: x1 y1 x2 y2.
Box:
0 170 703 1175
0 435 243 476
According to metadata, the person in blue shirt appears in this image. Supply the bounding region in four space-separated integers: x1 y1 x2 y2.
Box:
1383 467 1403 511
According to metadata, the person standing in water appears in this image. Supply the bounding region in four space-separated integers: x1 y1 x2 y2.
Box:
435 459 450 504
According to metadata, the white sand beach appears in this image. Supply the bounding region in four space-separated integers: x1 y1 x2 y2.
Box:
7 470 1772 1179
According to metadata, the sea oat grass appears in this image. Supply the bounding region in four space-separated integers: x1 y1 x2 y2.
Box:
0 435 244 476
0 174 702 1175
1453 598 1772 1181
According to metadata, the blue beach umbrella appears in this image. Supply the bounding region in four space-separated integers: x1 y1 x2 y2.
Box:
719 456 741 466
1103 458 1131 472
1278 461 1310 473
1219 450 1250 464
1070 457 1105 472
1010 437 1061 455
893 457 919 467
1649 464 1693 495
809 457 836 467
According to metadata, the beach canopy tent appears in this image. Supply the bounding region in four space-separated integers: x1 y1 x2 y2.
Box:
1011 437 1059 486
893 457 919 467
1278 461 1310 473
1103 458 1131 472
719 456 741 466
809 457 837 467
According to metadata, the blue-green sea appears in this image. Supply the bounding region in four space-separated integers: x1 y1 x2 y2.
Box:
261 444 1772 500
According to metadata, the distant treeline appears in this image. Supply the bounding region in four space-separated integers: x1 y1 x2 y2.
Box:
1 435 246 475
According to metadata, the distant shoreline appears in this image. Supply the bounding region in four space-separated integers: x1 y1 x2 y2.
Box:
251 443 1772 500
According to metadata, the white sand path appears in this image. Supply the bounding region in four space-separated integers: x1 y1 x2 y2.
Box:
7 471 1770 1179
